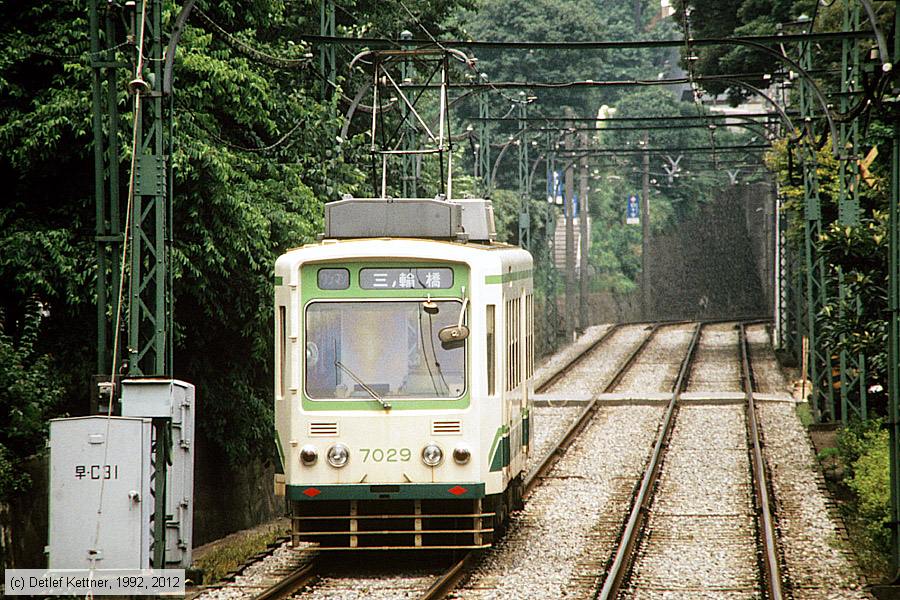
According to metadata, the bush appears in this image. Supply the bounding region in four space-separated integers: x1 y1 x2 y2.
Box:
838 419 891 566
0 302 64 500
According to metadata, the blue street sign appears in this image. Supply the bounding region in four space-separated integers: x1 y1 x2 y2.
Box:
626 194 640 224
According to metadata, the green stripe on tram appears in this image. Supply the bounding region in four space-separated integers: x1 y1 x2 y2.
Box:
488 424 511 472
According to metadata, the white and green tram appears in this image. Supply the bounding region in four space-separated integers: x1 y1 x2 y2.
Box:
274 197 534 549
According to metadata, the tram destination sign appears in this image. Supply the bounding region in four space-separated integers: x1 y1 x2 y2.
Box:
359 267 453 290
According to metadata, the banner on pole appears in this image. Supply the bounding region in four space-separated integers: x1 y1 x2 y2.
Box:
547 170 564 205
626 194 640 225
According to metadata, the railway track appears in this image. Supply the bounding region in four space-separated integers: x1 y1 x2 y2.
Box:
455 323 694 599
241 322 662 600
595 321 702 599
225 320 791 600
524 323 660 499
597 321 786 599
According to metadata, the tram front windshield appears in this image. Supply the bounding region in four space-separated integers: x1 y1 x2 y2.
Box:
305 300 466 400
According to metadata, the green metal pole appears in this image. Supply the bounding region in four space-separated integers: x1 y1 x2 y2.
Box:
887 0 900 578
400 30 414 198
90 0 107 375
837 0 866 423
546 132 561 348
479 91 491 196
128 0 169 378
128 0 171 569
319 0 335 99
91 0 124 379
518 95 530 250
800 38 835 420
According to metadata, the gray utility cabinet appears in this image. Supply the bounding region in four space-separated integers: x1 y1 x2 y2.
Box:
121 379 195 569
48 416 153 569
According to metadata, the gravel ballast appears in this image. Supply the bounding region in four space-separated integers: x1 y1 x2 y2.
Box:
195 322 872 600
456 405 664 600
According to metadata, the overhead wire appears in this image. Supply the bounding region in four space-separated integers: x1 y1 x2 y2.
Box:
192 6 312 69
176 103 307 153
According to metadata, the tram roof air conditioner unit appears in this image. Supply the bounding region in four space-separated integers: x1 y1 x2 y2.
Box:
323 196 496 242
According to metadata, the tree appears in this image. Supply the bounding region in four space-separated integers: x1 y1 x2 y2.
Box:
671 0 813 104
0 0 473 470
464 0 675 117
0 303 64 500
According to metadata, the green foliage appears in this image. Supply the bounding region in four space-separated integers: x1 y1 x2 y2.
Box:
485 189 520 243
0 303 64 501
766 129 891 413
193 522 288 584
464 0 677 116
817 213 889 389
580 87 754 290
588 183 641 293
0 0 473 469
837 420 891 563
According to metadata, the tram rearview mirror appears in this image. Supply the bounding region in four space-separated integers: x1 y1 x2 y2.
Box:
439 325 469 346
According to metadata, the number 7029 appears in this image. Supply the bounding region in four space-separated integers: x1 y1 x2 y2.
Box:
360 448 411 462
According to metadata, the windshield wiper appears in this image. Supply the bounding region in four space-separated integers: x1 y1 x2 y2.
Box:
334 360 391 409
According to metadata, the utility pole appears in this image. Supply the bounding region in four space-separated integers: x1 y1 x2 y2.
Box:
546 130 561 347
90 0 197 570
836 0 867 421
564 131 576 340
799 35 834 420
641 130 650 320
578 131 590 332
127 0 173 571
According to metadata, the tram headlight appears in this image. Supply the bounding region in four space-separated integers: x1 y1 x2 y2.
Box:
326 443 350 468
422 443 444 467
452 444 471 465
299 445 318 466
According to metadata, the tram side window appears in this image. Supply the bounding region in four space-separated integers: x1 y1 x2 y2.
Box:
486 304 495 396
514 297 520 388
506 300 512 391
526 294 534 379
506 298 520 392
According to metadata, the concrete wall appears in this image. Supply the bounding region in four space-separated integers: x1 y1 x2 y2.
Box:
646 183 773 322
191 437 283 547
742 181 776 317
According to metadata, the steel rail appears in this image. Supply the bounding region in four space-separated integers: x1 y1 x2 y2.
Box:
597 321 704 600
423 322 666 600
739 322 785 600
252 560 318 600
524 323 662 499
418 552 479 600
